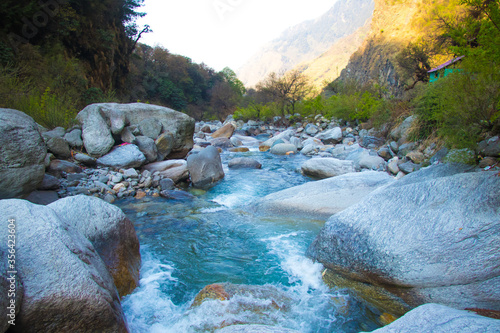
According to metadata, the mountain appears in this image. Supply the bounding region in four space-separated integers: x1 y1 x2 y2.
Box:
237 0 375 88
330 0 453 97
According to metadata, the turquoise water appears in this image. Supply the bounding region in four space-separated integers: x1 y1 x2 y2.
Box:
118 150 382 332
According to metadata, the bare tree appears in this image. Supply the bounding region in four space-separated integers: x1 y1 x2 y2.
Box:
257 70 313 116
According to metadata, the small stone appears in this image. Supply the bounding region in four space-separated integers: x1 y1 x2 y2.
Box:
229 147 250 153
259 145 271 152
103 194 116 204
111 174 123 183
479 157 498 169
142 169 152 179
99 175 109 183
399 161 421 174
123 168 139 178
160 178 175 191
113 183 127 192
142 177 153 188
406 151 425 164
38 174 61 191
378 147 394 161
64 129 83 148
74 153 97 166
46 136 71 159
387 158 400 175
135 191 147 199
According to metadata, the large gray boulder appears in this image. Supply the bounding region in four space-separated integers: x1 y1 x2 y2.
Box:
261 129 295 147
368 304 500 333
307 165 500 310
187 146 225 188
252 171 394 219
77 103 195 158
0 109 47 199
133 136 158 163
0 200 128 332
270 143 297 155
97 144 147 169
345 147 386 171
301 158 355 179
228 157 262 169
49 196 141 297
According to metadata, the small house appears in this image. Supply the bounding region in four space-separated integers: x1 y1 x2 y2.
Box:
428 55 465 83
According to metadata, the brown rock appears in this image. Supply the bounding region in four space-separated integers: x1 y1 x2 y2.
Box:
135 191 147 199
211 123 235 139
259 145 271 152
229 147 250 153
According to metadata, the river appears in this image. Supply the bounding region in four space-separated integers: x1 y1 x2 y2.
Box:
117 148 382 332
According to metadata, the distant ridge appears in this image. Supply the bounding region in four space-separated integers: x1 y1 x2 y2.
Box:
237 0 375 88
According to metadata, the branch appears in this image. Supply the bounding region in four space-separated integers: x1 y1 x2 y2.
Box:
129 25 151 54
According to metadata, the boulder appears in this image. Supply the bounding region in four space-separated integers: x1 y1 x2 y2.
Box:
0 200 128 332
305 124 319 135
229 147 250 153
74 153 97 166
25 190 60 205
45 136 71 159
270 143 297 155
42 126 65 139
77 103 194 159
387 158 400 175
307 165 500 310
406 151 425 164
398 161 421 174
120 127 136 144
301 158 355 179
314 127 342 144
211 137 234 148
368 304 500 333
478 136 500 157
160 190 195 201
390 116 415 144
359 154 386 171
359 136 384 148
228 157 262 169
0 109 47 199
133 136 158 163
38 174 60 190
142 160 189 183
211 123 235 139
49 196 141 297
97 144 147 169
64 128 83 148
252 171 394 219
261 129 295 147
187 146 225 188
138 118 162 139
378 147 394 161
155 132 174 160
47 160 83 177
397 142 417 158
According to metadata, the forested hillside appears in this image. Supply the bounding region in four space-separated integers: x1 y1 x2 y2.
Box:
0 0 244 126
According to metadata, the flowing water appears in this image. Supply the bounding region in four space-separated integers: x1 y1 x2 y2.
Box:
118 149 382 333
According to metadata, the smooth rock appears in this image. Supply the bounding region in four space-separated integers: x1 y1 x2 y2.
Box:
25 190 59 205
160 178 175 191
307 165 500 310
47 160 83 177
301 158 355 179
46 136 71 159
97 144 147 169
74 153 97 166
187 146 225 188
123 168 139 179
314 127 342 144
77 105 115 156
430 148 449 164
252 171 394 219
210 137 234 148
359 136 384 148
133 136 158 163
138 118 162 139
378 147 394 161
228 158 262 169
398 161 421 174
479 157 498 168
305 124 319 136
211 123 235 139
0 109 47 199
359 154 386 171
261 129 294 147
270 143 297 155
64 129 83 147
478 136 500 157
160 190 195 201
230 136 243 147
155 132 174 161
49 196 141 297
406 151 425 164
38 174 60 190
0 200 128 332
397 142 417 158
390 116 415 143
42 126 65 139
368 304 500 333
121 126 136 144
387 158 400 175
229 147 250 153
142 160 189 183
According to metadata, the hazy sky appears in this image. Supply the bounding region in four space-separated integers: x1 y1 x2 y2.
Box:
136 0 336 72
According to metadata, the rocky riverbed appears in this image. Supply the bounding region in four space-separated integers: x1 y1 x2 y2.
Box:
1 104 499 332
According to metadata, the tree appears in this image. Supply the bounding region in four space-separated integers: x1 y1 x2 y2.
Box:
396 41 432 90
257 70 312 116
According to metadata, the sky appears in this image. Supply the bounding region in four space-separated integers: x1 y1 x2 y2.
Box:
136 0 337 72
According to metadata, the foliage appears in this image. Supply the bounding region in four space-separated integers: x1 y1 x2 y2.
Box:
396 41 432 89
